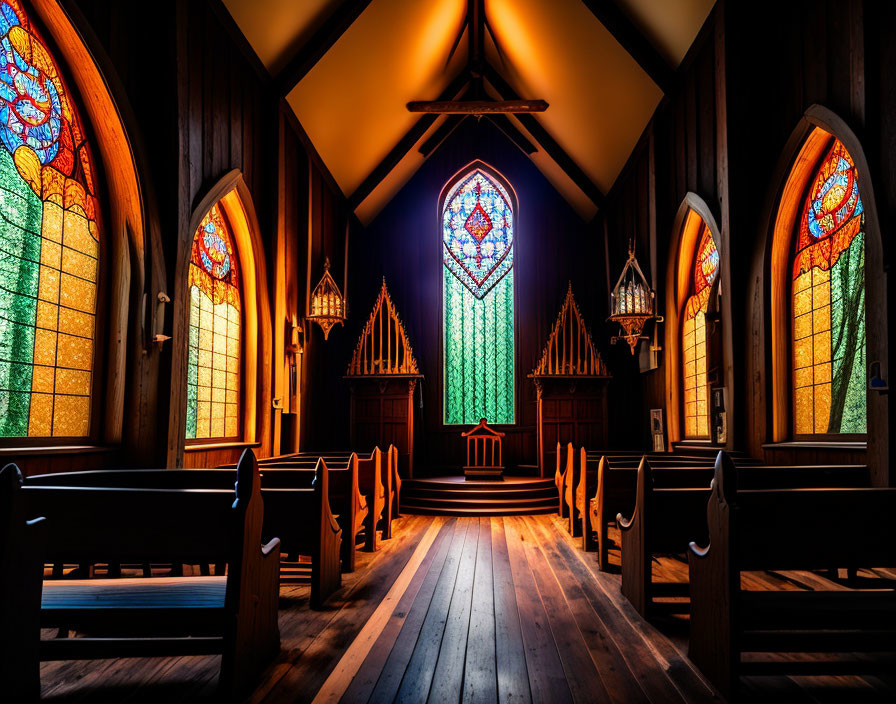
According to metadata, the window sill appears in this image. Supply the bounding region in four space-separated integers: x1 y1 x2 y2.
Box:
184 441 261 452
0 445 116 457
762 441 867 451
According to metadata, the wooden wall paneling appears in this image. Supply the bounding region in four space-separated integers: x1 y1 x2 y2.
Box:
713 3 734 452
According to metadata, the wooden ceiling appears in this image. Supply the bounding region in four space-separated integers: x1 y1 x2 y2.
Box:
223 0 716 223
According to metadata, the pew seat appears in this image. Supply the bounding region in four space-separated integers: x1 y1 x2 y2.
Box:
12 449 281 696
616 452 871 617
688 454 896 697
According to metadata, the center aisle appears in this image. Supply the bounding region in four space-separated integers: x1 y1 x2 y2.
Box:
256 515 719 704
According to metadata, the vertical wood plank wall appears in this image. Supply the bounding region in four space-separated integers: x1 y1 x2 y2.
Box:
598 0 892 479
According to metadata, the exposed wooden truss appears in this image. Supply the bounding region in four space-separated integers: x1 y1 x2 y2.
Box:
580 0 674 93
407 99 548 114
532 284 609 377
485 64 604 207
275 0 373 96
347 279 419 376
349 73 469 208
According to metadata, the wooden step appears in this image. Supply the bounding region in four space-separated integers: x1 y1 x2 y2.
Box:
401 476 560 516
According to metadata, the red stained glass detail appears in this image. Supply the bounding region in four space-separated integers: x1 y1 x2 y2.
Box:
465 202 493 242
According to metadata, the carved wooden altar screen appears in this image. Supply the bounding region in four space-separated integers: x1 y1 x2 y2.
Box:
345 280 422 477
530 285 611 477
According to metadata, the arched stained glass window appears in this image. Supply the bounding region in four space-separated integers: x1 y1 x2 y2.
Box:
792 139 865 435
441 164 515 425
186 203 241 440
681 223 719 439
1 0 101 438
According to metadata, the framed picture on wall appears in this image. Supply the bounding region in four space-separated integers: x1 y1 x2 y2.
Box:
650 408 666 452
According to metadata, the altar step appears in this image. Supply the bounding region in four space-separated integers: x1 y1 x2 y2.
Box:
401 477 557 516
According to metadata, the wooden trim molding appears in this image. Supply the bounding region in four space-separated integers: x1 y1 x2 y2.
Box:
664 194 723 447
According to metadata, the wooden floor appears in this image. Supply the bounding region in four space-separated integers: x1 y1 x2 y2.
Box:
39 515 896 703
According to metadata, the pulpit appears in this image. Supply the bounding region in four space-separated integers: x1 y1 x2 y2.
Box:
529 285 611 477
462 419 505 479
345 280 422 477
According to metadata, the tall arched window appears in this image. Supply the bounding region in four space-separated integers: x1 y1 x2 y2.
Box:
681 223 719 438
186 202 241 440
441 162 515 425
1 0 101 438
791 139 865 435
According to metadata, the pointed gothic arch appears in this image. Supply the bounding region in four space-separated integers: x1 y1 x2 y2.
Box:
664 193 724 446
752 105 888 484
439 160 518 426
175 170 272 467
0 0 161 455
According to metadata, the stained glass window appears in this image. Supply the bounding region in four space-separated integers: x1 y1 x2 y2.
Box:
792 139 865 435
442 166 515 425
186 203 241 440
1 0 100 438
681 223 719 439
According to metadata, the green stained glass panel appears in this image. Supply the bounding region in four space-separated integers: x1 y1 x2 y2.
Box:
0 147 42 436
443 267 514 425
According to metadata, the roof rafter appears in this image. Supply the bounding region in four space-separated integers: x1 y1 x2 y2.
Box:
580 0 674 93
349 72 470 208
484 64 604 207
274 0 373 96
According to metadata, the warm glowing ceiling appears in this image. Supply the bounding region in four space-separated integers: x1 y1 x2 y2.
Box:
223 0 716 223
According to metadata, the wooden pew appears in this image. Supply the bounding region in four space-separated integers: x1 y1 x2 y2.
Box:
0 464 47 701
251 444 400 552
224 453 367 572
589 451 860 569
616 453 871 617
554 442 573 517
688 455 896 698
587 452 723 566
26 461 342 606
20 449 280 695
388 444 401 522
357 448 386 551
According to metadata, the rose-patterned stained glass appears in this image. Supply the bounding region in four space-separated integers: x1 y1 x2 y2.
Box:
186 203 241 440
792 139 865 435
682 223 718 439
1 0 100 438
442 165 514 425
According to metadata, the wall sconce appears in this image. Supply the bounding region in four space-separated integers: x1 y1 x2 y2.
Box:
307 258 345 340
608 244 659 354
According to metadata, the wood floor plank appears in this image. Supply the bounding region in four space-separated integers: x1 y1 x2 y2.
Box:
259 516 436 704
512 516 617 704
312 518 448 704
544 515 720 704
503 517 573 704
462 518 498 704
491 517 532 704
390 518 472 703
427 517 481 702
363 519 464 704
339 518 458 704
519 516 649 704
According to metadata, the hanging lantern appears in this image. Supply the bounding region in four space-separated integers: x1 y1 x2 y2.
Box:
608 245 656 354
308 258 345 340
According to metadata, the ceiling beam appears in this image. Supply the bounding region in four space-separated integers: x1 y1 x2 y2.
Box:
487 115 537 155
485 64 604 207
274 0 373 96
419 115 467 158
349 73 469 208
579 0 674 93
407 99 548 114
